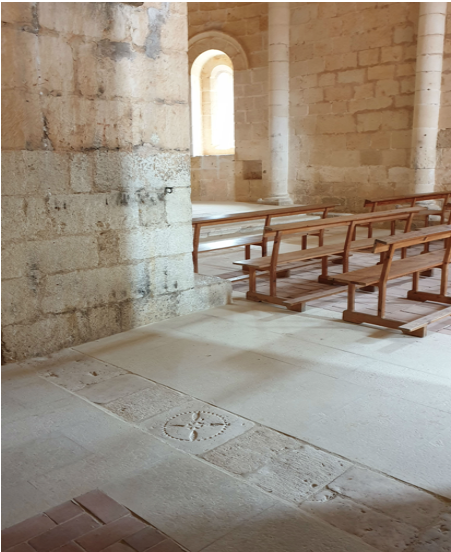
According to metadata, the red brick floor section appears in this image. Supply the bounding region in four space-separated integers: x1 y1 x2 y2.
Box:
2 491 187 552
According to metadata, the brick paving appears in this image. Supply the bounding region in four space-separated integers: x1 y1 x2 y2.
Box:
200 241 451 335
2 491 186 552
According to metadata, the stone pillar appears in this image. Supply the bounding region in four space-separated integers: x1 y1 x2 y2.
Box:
260 2 292 205
411 2 447 194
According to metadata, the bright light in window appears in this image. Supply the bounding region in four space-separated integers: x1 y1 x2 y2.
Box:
191 51 235 156
211 66 234 151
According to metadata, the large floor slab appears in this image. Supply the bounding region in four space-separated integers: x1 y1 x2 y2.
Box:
72 300 451 499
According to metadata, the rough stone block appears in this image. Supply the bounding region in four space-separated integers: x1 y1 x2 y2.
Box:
317 114 356 134
24 151 71 195
1 314 77 361
70 154 93 193
177 275 231 316
41 354 126 392
328 467 449 531
411 512 451 552
41 263 152 314
1 90 43 150
38 35 74 93
1 2 34 25
105 382 190 423
77 374 153 404
1 277 39 326
303 491 418 552
154 253 195 294
29 236 99 275
204 426 350 504
165 188 193 225
337 69 365 84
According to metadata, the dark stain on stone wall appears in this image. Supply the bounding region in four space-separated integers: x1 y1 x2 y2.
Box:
145 3 169 60
98 39 135 61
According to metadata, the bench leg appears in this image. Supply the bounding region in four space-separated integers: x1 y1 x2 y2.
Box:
289 302 307 312
441 259 449 296
242 245 251 273
277 269 291 278
412 271 419 293
360 285 377 293
332 254 344 265
248 267 257 294
401 326 428 338
302 235 308 250
377 282 386 318
348 283 356 312
192 251 199 273
343 284 360 324
317 256 330 284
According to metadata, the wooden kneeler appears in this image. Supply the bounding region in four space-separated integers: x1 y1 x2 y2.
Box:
334 225 451 337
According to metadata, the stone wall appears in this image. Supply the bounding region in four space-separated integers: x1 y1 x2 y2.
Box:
437 6 451 191
189 2 450 212
191 155 235 201
1 2 230 362
289 2 420 212
188 2 269 202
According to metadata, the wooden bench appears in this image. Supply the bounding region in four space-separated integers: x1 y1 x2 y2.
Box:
192 203 337 274
233 207 421 309
361 190 451 238
333 225 451 337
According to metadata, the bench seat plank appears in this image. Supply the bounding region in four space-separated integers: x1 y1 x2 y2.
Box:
334 251 444 287
284 285 347 308
234 238 375 271
198 234 265 253
399 306 451 333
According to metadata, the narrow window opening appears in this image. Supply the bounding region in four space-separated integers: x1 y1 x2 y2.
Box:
190 50 235 156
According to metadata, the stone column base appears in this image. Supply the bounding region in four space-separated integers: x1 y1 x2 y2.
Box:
258 195 293 206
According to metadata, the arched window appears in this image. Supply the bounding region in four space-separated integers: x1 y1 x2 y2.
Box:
191 50 235 156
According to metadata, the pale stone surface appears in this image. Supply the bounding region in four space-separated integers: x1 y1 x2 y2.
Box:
4 319 451 550
3 434 92 484
200 503 379 552
303 490 419 552
203 426 301 475
141 399 254 455
77 374 153 404
410 512 451 552
41 354 126 392
105 383 190 423
204 426 350 503
328 467 449 531
103 453 277 552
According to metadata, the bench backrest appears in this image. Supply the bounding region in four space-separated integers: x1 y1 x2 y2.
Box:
265 207 421 237
373 225 451 253
364 191 451 211
192 203 338 227
265 207 421 275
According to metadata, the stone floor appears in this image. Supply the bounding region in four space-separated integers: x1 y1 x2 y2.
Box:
3 232 451 552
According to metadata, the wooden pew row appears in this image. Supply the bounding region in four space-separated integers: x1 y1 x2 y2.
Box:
333 225 451 337
361 190 451 239
233 207 421 310
192 203 337 274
